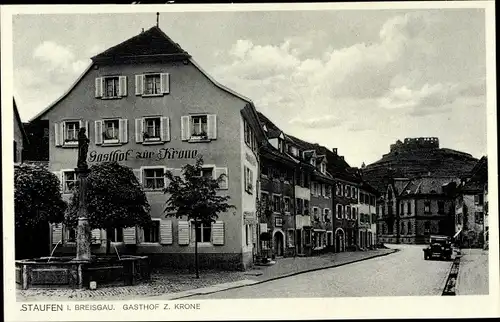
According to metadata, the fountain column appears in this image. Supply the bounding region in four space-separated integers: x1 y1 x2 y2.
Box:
75 127 91 261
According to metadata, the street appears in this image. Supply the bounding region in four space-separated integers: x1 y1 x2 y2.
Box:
188 244 452 299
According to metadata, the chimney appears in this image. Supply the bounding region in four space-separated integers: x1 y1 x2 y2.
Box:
332 148 338 155
340 156 344 161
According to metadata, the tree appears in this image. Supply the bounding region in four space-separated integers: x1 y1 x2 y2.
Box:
15 164 66 229
163 156 235 278
15 164 67 258
66 161 151 254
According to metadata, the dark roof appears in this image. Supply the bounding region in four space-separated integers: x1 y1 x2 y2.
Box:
399 177 459 196
261 144 296 166
257 112 283 139
14 98 29 144
91 26 191 62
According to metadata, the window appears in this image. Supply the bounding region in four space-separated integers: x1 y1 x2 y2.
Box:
437 201 445 214
144 168 165 190
144 74 161 95
63 171 77 194
346 206 351 219
346 185 351 197
245 225 251 246
143 220 160 243
337 204 342 218
191 115 208 137
324 208 330 222
275 217 283 227
408 222 412 235
296 198 303 215
287 229 294 247
400 203 404 215
104 77 120 98
273 195 281 213
261 193 269 210
244 166 253 194
182 114 216 141
244 119 256 150
104 119 120 142
325 185 331 198
351 187 356 198
283 197 290 213
144 117 161 141
407 202 412 215
65 227 77 243
336 184 341 196
401 222 406 235
474 194 484 205
475 212 484 224
424 201 431 214
192 222 211 243
304 200 310 215
312 207 320 220
424 221 431 233
352 207 356 220
304 173 310 188
64 121 79 143
320 162 326 174
108 228 124 242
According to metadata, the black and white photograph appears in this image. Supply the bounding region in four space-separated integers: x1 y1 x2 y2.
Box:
2 2 498 321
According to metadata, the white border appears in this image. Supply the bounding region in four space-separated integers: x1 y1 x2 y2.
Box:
2 2 499 321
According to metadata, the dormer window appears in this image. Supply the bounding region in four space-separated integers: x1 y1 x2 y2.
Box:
320 162 326 174
310 157 316 167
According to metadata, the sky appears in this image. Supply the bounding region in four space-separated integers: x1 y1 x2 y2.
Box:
11 8 488 166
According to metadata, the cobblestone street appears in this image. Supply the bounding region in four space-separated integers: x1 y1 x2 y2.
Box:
17 248 395 301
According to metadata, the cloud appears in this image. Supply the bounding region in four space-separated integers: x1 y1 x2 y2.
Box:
289 115 342 129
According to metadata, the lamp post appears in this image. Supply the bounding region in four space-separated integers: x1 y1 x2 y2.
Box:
75 127 91 261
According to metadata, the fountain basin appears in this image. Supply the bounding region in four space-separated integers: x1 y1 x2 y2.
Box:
15 255 150 290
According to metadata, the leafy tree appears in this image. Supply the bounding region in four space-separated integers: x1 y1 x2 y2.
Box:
164 156 235 278
15 164 66 229
66 161 151 254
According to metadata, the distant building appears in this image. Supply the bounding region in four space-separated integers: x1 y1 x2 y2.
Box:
454 156 488 248
378 176 457 244
13 98 29 165
357 181 378 248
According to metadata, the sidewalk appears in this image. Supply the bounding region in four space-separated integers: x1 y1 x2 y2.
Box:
456 248 489 295
17 248 396 301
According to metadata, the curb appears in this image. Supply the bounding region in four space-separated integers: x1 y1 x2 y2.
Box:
170 249 399 300
442 254 461 296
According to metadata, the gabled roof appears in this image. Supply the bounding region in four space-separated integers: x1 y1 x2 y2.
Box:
14 98 29 144
91 26 190 62
256 112 283 139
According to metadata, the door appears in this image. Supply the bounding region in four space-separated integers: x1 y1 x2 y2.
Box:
296 230 302 254
274 232 284 257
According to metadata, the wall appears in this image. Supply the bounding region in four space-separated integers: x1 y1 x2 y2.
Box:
14 114 24 163
43 60 252 262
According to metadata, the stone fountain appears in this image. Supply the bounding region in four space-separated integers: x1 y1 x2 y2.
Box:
16 127 150 290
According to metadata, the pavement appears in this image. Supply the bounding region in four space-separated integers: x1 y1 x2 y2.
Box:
456 248 489 295
186 244 452 299
17 248 395 301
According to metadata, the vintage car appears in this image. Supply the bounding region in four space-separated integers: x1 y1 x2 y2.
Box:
423 235 453 261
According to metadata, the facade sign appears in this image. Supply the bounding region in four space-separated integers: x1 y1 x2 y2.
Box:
88 148 198 163
245 152 257 167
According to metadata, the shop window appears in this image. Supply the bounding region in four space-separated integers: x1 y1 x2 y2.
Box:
143 220 160 243
144 168 165 190
108 228 124 242
192 222 211 243
63 171 77 194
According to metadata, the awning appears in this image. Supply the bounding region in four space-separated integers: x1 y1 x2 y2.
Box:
453 229 462 239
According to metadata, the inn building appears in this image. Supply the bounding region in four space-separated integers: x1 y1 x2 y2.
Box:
29 26 265 270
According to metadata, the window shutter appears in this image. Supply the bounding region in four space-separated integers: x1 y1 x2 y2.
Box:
95 77 103 98
60 123 65 145
135 75 144 96
178 221 190 245
133 169 142 185
54 123 62 146
119 119 128 144
85 121 89 140
52 223 63 245
91 229 101 244
119 76 127 97
244 166 248 190
135 118 144 143
160 219 173 245
160 73 170 94
207 114 217 139
212 221 224 245
123 227 137 244
252 224 257 243
246 225 252 245
95 120 103 145
160 117 170 142
215 167 228 190
181 116 190 141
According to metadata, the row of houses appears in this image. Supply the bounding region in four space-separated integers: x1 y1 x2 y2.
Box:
14 25 488 270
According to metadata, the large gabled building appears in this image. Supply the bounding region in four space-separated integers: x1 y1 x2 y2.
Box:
13 98 29 165
29 25 265 271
